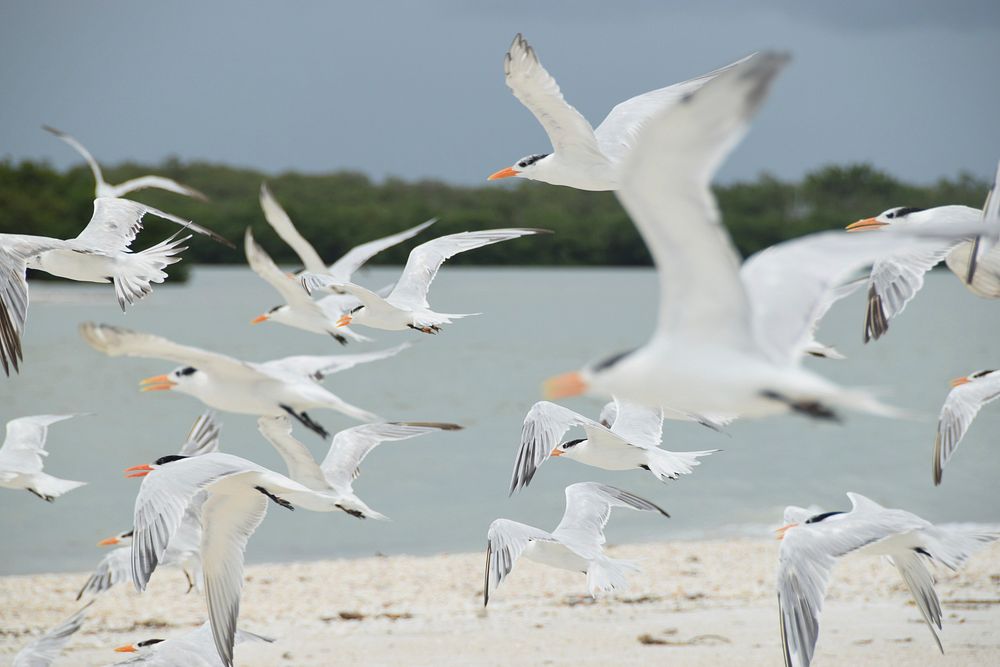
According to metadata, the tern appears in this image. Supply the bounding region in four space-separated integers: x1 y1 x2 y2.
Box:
44 125 208 200
509 398 717 495
258 415 461 519
303 228 550 333
487 33 751 191
933 369 1000 485
484 482 668 605
80 322 405 437
0 414 86 502
113 622 272 666
775 492 998 667
12 601 91 667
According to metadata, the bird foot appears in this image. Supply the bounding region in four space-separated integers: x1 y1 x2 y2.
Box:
256 486 295 511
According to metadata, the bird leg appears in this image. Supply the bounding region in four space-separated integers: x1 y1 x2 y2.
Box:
328 332 348 346
335 504 366 519
255 486 294 511
26 488 54 502
407 324 438 335
183 568 194 593
760 391 840 422
280 404 330 439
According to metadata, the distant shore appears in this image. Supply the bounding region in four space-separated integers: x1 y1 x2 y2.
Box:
2 538 998 666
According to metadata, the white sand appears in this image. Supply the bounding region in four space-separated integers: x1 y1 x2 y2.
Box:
1 539 998 666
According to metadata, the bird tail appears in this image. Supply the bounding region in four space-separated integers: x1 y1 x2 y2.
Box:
586 557 640 598
645 447 718 481
335 494 388 521
113 231 190 310
922 526 1000 571
29 473 86 501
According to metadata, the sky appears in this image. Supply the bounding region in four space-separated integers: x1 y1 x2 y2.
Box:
1 1 998 185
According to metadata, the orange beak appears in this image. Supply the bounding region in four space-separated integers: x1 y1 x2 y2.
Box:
845 217 887 232
950 376 971 388
124 464 154 479
542 372 587 400
775 523 798 540
139 374 176 392
487 166 519 181
550 448 563 458
98 535 120 546
114 644 137 653
251 314 268 324
336 314 352 328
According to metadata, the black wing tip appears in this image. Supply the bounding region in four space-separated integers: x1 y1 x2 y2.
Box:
41 124 65 136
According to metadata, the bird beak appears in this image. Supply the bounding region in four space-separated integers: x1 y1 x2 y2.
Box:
542 372 587 399
251 314 268 324
775 523 798 540
487 166 519 181
139 375 176 392
550 448 563 457
845 217 887 232
124 464 154 479
97 535 120 546
113 644 137 653
336 314 352 328
950 376 971 387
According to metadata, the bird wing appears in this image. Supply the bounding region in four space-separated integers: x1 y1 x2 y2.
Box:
934 375 1000 484
258 183 327 273
12 600 91 667
326 219 437 283
256 416 329 491
552 483 668 559
75 198 229 251
77 546 131 599
43 125 105 186
615 52 788 347
106 175 208 201
0 414 78 475
959 161 1000 284
484 518 556 606
244 228 326 316
604 397 664 449
178 411 223 457
889 551 944 653
388 229 545 310
503 33 605 163
320 421 460 493
255 343 409 382
594 53 756 163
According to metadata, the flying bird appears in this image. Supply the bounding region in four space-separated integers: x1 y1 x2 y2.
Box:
775 493 998 667
487 33 752 191
0 414 86 502
80 322 404 437
509 398 717 495
12 601 91 667
933 369 1000 485
303 228 550 333
484 482 668 605
112 622 272 666
44 125 208 200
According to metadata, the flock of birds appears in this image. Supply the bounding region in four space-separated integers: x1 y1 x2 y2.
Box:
3 34 1000 667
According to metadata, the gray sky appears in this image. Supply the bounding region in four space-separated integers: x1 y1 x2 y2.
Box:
2 1 998 185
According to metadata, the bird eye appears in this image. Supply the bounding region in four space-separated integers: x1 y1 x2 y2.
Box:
886 211 895 219
517 161 526 168
178 367 197 376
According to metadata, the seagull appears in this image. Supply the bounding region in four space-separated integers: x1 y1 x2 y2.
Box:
509 398 717 495
775 492 998 667
933 369 1000 485
43 125 208 200
485 482 668 605
0 414 86 502
12 601 91 667
80 322 404 437
125 452 363 666
257 415 461 519
112 622 272 666
947 160 1000 295
78 411 222 599
540 53 979 421
487 33 752 191
244 228 370 345
303 228 550 333
0 198 231 375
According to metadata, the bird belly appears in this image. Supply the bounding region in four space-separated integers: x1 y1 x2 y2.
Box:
29 248 112 283
572 444 645 471
524 541 589 573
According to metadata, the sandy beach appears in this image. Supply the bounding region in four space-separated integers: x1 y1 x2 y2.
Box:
1 538 998 666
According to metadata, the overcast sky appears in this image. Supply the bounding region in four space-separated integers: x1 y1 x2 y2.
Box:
2 1 998 185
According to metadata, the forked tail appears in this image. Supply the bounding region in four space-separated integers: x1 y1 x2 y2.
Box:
113 231 190 310
586 557 640 598
646 447 718 481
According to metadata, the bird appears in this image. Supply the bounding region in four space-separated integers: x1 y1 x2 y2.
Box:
112 622 272 666
0 414 86 502
946 160 1000 294
302 228 551 333
257 415 461 519
933 369 1000 485
244 228 370 345
78 411 222 599
487 33 752 191
775 492 998 667
79 322 405 438
43 125 208 200
0 198 231 375
540 53 978 421
12 601 91 667
485 482 668 605
125 451 366 666
509 398 717 495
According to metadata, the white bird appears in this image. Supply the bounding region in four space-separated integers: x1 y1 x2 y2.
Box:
487 33 752 191
509 398 717 495
0 414 86 502
947 160 1000 294
78 411 222 599
775 492 998 667
933 369 1000 485
257 416 461 520
541 53 978 421
485 482 668 605
303 228 550 333
125 451 363 666
12 601 91 667
80 322 404 437
0 198 230 375
44 125 208 200
112 622 272 666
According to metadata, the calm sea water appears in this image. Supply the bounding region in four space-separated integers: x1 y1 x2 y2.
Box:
2 266 999 575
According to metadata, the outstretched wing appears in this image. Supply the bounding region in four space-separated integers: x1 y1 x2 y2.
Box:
553 483 668 559
244 228 326 316
603 397 663 449
107 175 208 201
256 416 329 491
257 343 410 381
934 374 1000 485
178 411 223 457
12 600 91 667
258 183 327 274
43 125 105 185
327 219 437 283
77 547 131 600
75 198 229 251
0 414 79 475
484 518 556 606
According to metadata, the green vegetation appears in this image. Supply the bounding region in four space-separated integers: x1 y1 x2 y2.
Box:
0 160 988 270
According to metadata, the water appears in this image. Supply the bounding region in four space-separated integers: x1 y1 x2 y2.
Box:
2 267 999 575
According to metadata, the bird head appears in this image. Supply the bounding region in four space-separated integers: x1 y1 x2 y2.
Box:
550 437 586 459
951 369 996 387
139 366 201 395
846 206 925 232
124 455 190 479
98 529 133 547
114 638 165 653
488 153 551 182
251 304 285 325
